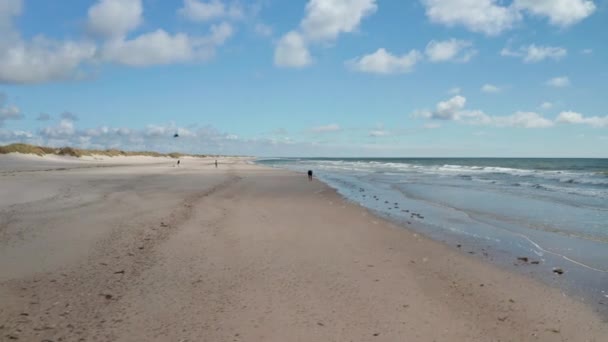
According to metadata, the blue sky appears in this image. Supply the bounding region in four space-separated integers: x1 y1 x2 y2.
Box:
0 0 607 157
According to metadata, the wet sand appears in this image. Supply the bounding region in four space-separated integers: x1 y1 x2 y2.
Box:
0 155 606 341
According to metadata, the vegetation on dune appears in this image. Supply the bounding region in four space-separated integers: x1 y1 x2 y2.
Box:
0 143 211 159
0 143 55 156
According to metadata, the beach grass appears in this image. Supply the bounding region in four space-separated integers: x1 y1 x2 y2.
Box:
0 143 209 159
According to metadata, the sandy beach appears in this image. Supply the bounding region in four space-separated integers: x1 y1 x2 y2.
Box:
0 154 606 342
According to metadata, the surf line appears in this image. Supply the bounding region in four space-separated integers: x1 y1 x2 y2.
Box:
517 233 608 273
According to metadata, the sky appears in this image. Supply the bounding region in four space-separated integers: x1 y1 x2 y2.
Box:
0 0 607 157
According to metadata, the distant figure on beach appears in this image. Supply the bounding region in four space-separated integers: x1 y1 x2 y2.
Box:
177 160 180 167
308 170 313 181
215 160 218 168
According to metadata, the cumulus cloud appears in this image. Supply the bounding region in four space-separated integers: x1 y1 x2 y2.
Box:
0 37 97 84
481 84 501 93
424 123 441 129
429 95 467 120
420 0 521 36
178 0 244 22
0 0 237 84
275 0 377 68
254 23 273 37
103 30 199 66
556 111 608 127
425 39 476 63
501 44 567 63
311 124 341 133
274 31 312 68
546 76 570 87
0 105 22 125
421 0 595 35
36 113 51 121
448 87 461 95
40 119 76 139
0 120 248 154
101 23 233 66
0 128 33 141
369 129 389 137
87 0 143 38
514 0 596 27
61 112 79 121
347 48 422 75
414 95 554 128
300 0 377 41
493 111 554 128
0 0 21 34
0 93 23 126
540 102 553 110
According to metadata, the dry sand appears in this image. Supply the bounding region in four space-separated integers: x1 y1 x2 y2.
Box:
0 155 606 341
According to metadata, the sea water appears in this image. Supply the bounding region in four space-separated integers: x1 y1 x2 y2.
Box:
257 158 608 315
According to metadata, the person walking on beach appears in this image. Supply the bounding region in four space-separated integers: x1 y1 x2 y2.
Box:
177 160 180 167
308 170 313 181
215 160 218 168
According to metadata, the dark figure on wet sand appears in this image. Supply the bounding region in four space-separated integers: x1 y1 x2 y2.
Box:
308 170 313 181
177 160 180 167
215 160 218 168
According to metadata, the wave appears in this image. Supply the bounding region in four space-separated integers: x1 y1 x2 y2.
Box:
259 159 608 198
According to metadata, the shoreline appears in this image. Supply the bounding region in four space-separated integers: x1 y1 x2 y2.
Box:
0 155 606 341
258 158 608 319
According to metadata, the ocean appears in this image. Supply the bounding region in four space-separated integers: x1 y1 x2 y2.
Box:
257 158 608 314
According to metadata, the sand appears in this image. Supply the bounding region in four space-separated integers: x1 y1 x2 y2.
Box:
0 154 606 341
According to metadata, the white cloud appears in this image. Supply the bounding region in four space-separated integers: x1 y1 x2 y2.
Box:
501 44 567 63
420 0 521 36
515 0 596 27
540 102 553 110
581 48 593 55
87 0 143 38
36 113 51 121
0 129 33 141
347 48 422 75
300 0 377 41
556 111 608 128
0 0 21 31
415 95 473 121
178 0 244 22
481 84 501 93
275 0 377 68
369 130 389 137
493 111 554 128
0 105 22 126
0 92 23 126
274 31 312 68
415 95 553 128
85 126 132 137
102 23 233 66
546 76 570 87
425 39 476 63
0 0 237 84
424 123 441 129
311 124 341 133
421 0 595 35
61 112 79 121
448 87 461 95
102 31 197 66
40 119 76 139
254 23 273 37
0 37 97 84
2 120 333 156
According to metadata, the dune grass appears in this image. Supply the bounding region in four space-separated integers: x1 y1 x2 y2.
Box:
0 143 209 159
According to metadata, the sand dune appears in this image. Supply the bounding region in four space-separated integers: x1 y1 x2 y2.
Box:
0 155 606 341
